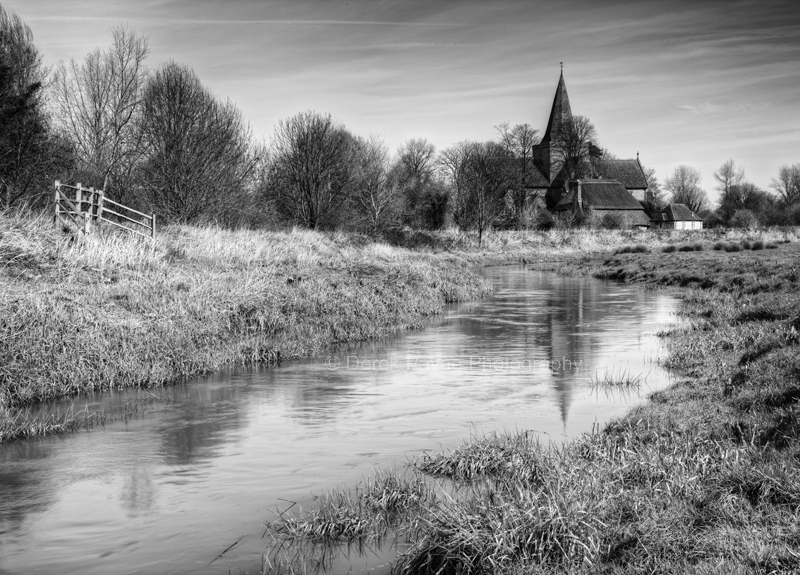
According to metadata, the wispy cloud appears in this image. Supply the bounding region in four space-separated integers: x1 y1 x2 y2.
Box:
24 15 481 27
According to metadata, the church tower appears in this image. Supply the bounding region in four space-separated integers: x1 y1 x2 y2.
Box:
534 67 573 184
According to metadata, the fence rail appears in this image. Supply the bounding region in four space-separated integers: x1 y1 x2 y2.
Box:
54 181 156 240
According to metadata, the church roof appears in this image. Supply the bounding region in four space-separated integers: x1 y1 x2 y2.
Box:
655 203 703 222
523 163 550 188
541 71 572 145
555 179 645 211
593 159 649 189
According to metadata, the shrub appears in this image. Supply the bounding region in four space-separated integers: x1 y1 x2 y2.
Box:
725 242 743 252
615 244 650 255
751 240 764 250
678 244 694 252
729 209 760 229
713 241 726 251
766 243 778 250
662 244 677 253
599 211 628 230
693 242 704 251
535 208 555 231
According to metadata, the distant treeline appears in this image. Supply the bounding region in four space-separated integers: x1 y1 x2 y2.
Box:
1 6 798 233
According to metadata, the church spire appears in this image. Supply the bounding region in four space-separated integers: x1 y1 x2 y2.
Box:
541 67 573 144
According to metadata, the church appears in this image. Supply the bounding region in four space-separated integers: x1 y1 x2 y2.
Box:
525 70 652 228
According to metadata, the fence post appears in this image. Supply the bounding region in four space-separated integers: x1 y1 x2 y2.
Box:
75 183 82 218
54 180 60 223
151 213 156 240
97 188 105 223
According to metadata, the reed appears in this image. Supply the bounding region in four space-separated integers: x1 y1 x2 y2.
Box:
589 367 644 388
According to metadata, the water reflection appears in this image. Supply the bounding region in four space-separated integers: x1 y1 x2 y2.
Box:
0 267 678 575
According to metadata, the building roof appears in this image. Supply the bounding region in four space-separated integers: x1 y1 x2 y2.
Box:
593 159 649 189
523 163 550 188
541 71 572 145
656 203 703 222
594 209 653 227
555 179 646 211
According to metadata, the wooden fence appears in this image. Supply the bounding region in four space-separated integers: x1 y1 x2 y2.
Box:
54 181 156 240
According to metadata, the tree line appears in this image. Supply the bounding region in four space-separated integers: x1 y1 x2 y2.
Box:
1 5 797 233
654 160 800 228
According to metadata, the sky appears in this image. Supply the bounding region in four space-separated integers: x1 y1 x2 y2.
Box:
5 0 800 204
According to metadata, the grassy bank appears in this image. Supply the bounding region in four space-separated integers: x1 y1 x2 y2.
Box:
3 212 504 442
266 232 800 574
9 213 711 441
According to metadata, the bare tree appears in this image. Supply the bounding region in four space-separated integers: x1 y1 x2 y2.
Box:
641 165 663 203
265 110 355 229
458 141 515 245
0 5 66 207
664 165 709 214
713 158 745 197
395 138 446 228
495 122 539 216
551 115 597 180
438 140 473 228
351 135 401 233
397 138 436 186
138 62 255 223
770 163 800 208
638 165 666 219
713 158 749 220
51 25 149 196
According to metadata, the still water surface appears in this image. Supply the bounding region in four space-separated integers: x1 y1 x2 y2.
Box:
0 267 679 574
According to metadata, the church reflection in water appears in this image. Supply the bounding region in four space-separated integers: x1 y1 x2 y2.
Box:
0 267 676 575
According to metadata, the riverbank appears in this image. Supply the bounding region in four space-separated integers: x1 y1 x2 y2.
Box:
3 212 502 442
2 213 664 441
1 214 797 448
267 233 800 574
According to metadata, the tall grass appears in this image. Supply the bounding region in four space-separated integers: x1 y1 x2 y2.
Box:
2 212 798 442
1 212 497 440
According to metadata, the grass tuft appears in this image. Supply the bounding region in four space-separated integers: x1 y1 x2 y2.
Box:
414 431 544 483
589 368 644 388
266 471 431 544
614 244 649 255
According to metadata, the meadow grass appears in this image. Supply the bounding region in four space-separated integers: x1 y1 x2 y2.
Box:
1 211 500 441
264 232 800 574
2 210 798 445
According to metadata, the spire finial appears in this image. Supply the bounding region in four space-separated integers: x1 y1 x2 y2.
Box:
560 62 563 73
637 151 640 160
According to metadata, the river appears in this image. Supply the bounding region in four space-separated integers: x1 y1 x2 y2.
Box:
0 266 679 575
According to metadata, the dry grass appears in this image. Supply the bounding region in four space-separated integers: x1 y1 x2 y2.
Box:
262 231 800 574
1 211 496 441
